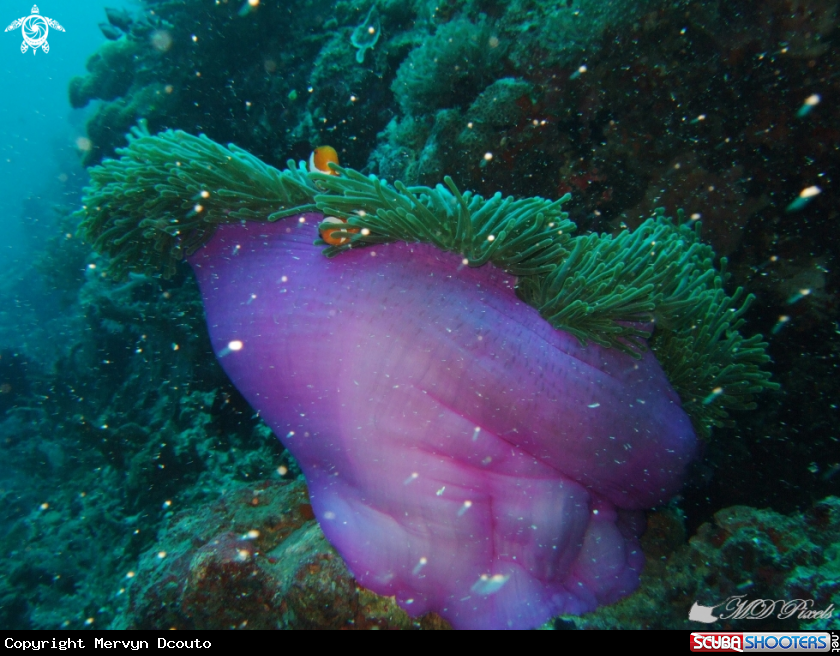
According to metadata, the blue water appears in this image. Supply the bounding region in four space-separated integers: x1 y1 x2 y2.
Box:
0 0 133 271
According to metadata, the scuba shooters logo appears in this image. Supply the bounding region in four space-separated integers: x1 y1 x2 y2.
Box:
690 633 833 652
4 5 64 54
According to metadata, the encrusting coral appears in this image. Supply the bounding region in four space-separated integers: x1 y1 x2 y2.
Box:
391 16 506 116
78 123 778 436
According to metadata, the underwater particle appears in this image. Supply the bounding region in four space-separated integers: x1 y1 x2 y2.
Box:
126 571 135 578
772 314 791 334
471 573 510 595
76 137 92 152
797 94 821 118
786 288 812 305
157 551 167 559
218 340 244 358
150 30 173 53
238 0 260 17
786 185 821 212
570 65 587 80
350 6 380 64
703 387 724 405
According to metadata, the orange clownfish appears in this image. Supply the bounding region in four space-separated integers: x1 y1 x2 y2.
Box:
319 216 360 246
309 145 340 175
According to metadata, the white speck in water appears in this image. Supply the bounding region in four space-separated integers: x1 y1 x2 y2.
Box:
471 573 510 595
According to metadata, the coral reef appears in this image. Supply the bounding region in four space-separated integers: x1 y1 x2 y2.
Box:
0 0 837 631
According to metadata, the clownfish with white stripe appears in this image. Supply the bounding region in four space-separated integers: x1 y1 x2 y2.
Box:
309 145 340 175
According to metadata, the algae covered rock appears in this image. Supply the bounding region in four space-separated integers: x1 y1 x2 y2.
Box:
391 17 506 116
68 39 142 109
117 479 447 630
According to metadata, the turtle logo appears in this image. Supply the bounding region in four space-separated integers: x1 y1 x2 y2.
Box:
5 5 65 55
